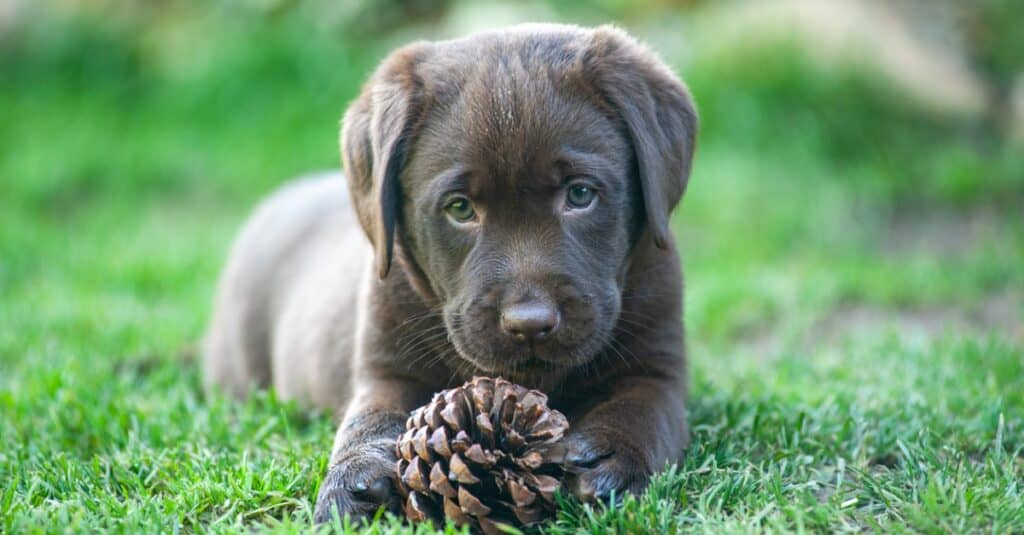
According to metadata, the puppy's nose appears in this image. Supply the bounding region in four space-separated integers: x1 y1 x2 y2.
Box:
500 301 560 343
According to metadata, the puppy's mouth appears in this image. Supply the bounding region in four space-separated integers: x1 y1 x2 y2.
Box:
453 344 563 372
462 352 569 386
509 349 560 372
447 327 603 379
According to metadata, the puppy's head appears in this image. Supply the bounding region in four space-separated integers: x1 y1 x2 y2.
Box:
343 24 697 381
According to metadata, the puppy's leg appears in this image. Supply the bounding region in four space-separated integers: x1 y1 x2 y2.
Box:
313 376 432 523
562 374 688 501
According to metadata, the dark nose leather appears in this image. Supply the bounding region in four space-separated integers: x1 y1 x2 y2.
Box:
500 301 560 343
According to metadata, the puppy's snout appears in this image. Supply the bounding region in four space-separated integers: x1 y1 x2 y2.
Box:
500 301 560 343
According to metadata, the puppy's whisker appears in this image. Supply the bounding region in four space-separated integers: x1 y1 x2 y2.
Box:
394 324 449 355
613 317 655 336
402 345 449 370
413 347 455 373
396 329 452 365
608 335 645 369
610 309 651 321
390 308 443 332
398 330 451 360
406 342 462 374
615 310 664 327
450 356 477 386
616 307 662 320
605 340 633 369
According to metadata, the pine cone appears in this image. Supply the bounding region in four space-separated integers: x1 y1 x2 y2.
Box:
395 377 569 534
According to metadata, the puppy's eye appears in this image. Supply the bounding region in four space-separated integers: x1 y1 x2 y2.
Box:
444 196 477 223
565 183 596 210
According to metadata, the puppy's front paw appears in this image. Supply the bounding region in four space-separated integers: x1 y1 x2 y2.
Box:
313 439 402 524
561 428 653 502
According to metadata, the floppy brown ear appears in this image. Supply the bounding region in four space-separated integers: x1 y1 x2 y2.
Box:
341 43 430 279
583 26 698 249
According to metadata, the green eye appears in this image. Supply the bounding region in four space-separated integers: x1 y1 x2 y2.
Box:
566 183 596 209
444 196 476 222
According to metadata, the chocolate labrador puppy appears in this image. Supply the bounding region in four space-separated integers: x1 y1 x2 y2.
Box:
201 23 697 522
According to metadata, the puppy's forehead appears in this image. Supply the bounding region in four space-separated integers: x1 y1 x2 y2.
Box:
413 32 624 194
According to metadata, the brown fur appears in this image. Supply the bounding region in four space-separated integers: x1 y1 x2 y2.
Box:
201 23 698 522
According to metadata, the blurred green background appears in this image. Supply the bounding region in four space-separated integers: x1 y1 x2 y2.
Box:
2 0 1023 532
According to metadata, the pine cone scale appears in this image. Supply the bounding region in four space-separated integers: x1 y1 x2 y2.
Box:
428 461 457 498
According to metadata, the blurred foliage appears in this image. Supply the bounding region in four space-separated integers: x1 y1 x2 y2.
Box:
688 36 1023 210
543 0 702 20
0 10 145 92
0 2 379 213
3 0 1019 214
954 0 1024 135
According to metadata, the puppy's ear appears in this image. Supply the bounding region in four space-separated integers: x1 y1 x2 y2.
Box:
583 26 698 249
341 43 430 279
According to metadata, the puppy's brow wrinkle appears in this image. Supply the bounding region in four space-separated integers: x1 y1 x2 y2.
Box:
429 167 472 200
556 147 615 182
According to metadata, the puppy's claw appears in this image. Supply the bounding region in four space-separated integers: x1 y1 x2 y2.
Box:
362 476 395 503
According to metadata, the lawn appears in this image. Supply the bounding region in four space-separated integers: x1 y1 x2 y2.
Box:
2 3 1022 533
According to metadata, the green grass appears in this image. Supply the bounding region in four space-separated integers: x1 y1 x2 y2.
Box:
2 4 1022 533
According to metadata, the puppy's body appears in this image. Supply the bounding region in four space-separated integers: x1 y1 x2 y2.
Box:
202 173 365 410
202 23 697 522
